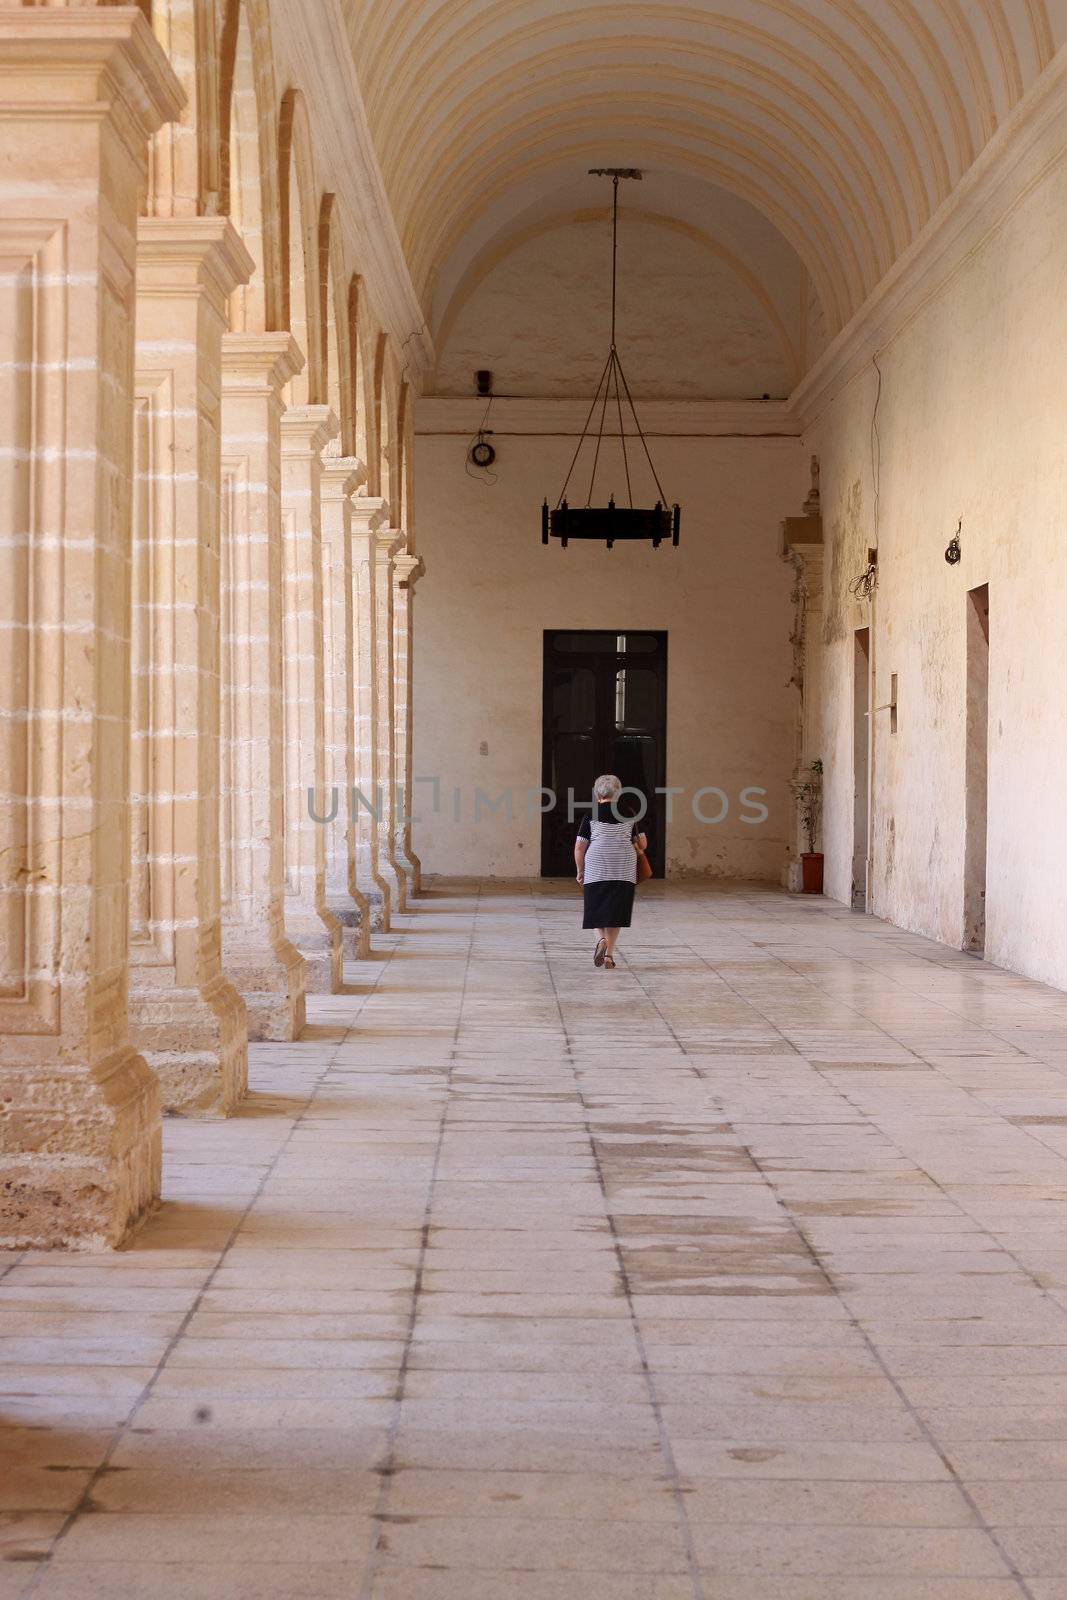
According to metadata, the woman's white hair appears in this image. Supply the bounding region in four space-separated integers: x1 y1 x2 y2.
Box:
593 773 623 801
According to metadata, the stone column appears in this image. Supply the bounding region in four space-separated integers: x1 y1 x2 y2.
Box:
350 497 392 928
219 333 307 1040
128 218 252 1117
279 407 342 992
320 456 371 960
392 549 425 897
0 9 183 1248
374 525 407 915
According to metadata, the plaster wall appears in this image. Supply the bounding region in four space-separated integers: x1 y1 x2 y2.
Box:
811 147 1067 988
413 408 807 879
433 193 807 400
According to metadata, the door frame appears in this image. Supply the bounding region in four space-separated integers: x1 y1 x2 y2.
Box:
540 629 669 878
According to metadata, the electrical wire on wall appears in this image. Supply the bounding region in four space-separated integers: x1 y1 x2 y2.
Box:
466 394 498 486
849 562 878 601
871 350 883 546
849 350 883 601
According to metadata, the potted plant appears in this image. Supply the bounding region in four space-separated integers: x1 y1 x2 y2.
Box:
791 759 824 894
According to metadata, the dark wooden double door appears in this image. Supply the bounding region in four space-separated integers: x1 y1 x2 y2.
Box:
541 630 668 878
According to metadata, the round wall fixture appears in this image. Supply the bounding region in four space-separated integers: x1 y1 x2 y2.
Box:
945 519 962 565
470 437 496 468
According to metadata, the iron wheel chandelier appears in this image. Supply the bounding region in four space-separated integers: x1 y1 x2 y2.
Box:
542 168 681 551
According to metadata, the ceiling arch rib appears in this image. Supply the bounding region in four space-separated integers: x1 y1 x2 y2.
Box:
959 0 1023 109
401 91 877 309
813 0 975 178
387 58 900 286
363 5 941 236
358 0 968 199
1024 0 1056 68
343 0 1065 351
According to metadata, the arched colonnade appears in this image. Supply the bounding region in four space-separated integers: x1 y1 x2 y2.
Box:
0 0 422 1248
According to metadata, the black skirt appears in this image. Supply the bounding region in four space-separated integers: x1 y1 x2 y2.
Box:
583 880 636 930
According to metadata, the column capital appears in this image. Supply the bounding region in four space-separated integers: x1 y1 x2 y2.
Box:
136 217 254 309
280 404 339 458
350 495 390 536
393 553 425 590
0 8 185 150
374 525 405 563
320 456 367 501
222 332 304 396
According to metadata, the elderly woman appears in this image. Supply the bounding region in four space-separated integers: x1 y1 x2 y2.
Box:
574 774 649 969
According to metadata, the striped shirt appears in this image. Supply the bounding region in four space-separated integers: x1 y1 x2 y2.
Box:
578 812 640 886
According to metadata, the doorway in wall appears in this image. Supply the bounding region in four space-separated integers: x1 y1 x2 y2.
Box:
964 584 990 954
852 627 871 911
541 631 667 878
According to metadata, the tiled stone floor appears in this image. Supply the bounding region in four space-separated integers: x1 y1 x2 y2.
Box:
6 881 1067 1598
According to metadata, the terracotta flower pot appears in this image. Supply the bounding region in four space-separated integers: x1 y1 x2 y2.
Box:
801 853 824 894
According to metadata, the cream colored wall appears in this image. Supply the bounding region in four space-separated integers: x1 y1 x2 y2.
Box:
413 404 807 879
433 190 808 401
810 141 1067 988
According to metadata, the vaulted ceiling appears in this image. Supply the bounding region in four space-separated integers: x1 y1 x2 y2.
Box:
345 0 1065 353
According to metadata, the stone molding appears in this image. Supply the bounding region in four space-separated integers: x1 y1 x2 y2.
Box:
221 331 304 395
393 552 424 590
350 495 390 537
374 525 405 563
416 396 799 439
280 403 339 458
136 216 255 309
320 455 367 501
0 9 186 160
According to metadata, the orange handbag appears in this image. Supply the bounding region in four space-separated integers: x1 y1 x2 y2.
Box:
635 846 653 883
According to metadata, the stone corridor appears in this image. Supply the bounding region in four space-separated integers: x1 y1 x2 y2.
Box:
6 882 1067 1597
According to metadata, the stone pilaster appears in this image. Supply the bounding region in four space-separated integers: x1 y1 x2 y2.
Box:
144 0 210 218
128 218 252 1117
279 407 343 992
219 333 307 1040
392 549 425 897
320 456 372 960
373 525 407 915
350 497 392 928
0 8 183 1248
781 513 825 891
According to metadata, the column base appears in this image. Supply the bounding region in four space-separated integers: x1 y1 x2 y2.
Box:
353 851 390 930
284 901 343 993
325 887 371 962
0 1046 161 1251
362 885 389 931
224 927 307 1041
396 839 423 899
377 855 407 915
129 972 248 1117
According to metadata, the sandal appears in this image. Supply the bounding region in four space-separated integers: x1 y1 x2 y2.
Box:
604 954 616 970
593 939 607 967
